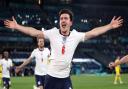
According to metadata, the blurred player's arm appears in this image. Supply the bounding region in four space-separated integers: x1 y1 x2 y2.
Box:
4 16 43 37
15 56 33 73
84 16 123 40
109 55 128 68
119 55 128 64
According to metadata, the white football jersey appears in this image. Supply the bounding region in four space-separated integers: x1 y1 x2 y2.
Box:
30 48 50 75
44 27 85 78
0 58 13 78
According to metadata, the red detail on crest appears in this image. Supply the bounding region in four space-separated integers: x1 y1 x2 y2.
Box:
62 45 65 55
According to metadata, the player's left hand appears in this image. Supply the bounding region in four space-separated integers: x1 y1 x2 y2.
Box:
110 16 123 29
109 62 115 69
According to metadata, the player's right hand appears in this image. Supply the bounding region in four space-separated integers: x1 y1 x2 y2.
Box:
4 16 18 29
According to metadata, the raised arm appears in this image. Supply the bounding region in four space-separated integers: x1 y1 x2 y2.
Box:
109 55 128 69
15 56 32 73
4 16 43 37
85 16 123 40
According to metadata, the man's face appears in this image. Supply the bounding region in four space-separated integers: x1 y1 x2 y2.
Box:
38 38 44 48
59 14 72 32
4 51 9 58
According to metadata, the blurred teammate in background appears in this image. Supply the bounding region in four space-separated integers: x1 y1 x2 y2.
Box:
15 35 50 89
113 56 123 84
0 51 13 89
4 9 123 89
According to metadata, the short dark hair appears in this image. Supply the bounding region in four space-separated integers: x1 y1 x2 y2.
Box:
59 9 74 21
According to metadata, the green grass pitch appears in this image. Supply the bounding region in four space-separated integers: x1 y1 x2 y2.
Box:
3 74 128 89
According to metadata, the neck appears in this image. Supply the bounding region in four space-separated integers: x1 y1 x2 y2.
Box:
60 30 70 36
38 47 44 51
5 58 8 60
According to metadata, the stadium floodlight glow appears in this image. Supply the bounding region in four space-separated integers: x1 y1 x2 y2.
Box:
99 19 102 23
54 20 58 24
42 28 45 31
22 20 28 25
81 19 83 22
38 0 42 5
84 19 88 23
17 14 22 19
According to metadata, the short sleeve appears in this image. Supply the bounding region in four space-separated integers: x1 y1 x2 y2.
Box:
30 49 35 58
77 32 86 42
43 27 57 39
73 30 85 42
10 60 13 67
47 48 50 56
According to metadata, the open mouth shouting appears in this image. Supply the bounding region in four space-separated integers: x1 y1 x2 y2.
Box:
61 23 67 28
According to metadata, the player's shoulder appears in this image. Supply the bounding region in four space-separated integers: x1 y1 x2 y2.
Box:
71 29 85 36
44 47 50 51
1 58 5 61
71 29 79 34
69 29 80 37
8 58 13 62
30 48 38 55
32 48 38 52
